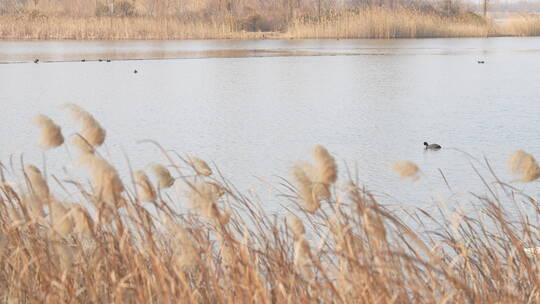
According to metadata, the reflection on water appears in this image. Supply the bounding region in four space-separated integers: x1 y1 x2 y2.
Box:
1 38 540 214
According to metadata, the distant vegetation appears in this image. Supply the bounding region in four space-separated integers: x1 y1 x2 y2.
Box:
2 105 540 302
0 0 539 39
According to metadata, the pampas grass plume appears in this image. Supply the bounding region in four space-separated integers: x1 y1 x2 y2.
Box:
33 114 64 149
287 214 305 238
312 145 337 185
80 154 124 205
151 164 174 189
50 200 74 235
70 204 94 235
70 135 95 155
391 161 420 181
135 170 156 202
190 157 212 177
63 104 106 147
508 150 540 182
292 165 320 213
25 165 50 201
186 182 228 222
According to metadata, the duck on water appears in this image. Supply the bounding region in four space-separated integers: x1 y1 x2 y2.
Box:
424 142 441 150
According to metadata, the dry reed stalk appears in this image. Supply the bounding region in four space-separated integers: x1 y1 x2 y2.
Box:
151 164 174 189
508 150 540 182
63 104 106 147
391 161 420 180
5 105 540 302
33 114 64 149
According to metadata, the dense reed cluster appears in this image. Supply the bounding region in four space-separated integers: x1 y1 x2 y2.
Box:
2 106 540 303
1 8 540 39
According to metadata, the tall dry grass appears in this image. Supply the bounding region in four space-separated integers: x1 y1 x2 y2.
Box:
497 14 540 36
0 15 268 40
1 9 540 39
287 8 493 38
2 106 540 302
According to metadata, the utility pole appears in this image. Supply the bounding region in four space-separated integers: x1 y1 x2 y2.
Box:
483 0 488 18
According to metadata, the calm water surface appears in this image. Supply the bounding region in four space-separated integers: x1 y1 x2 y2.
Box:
1 38 540 215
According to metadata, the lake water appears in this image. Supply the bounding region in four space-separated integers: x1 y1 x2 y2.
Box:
1 38 540 215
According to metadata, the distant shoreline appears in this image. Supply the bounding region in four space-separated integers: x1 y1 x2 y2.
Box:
1 9 539 40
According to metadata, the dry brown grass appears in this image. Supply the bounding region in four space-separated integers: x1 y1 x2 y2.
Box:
288 8 493 38
1 9 540 39
497 14 540 36
0 15 270 40
2 107 540 302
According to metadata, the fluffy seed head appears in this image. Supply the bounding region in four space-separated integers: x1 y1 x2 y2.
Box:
33 114 64 149
287 214 305 237
189 157 212 177
312 145 337 185
391 161 420 181
24 165 49 201
508 150 540 182
170 224 198 271
294 237 314 280
151 164 174 189
64 104 106 147
186 182 228 223
69 204 93 235
80 154 124 206
135 170 156 202
70 135 95 155
50 200 74 235
292 165 320 213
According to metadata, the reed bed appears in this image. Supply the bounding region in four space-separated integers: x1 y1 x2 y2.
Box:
0 16 267 40
2 106 540 303
497 14 540 37
1 9 540 39
288 8 493 38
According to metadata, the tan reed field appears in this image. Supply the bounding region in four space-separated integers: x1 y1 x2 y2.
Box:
2 105 540 302
1 8 540 39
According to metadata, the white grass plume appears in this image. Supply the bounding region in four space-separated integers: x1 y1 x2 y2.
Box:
33 114 64 149
63 104 106 147
391 161 420 181
135 170 156 202
79 154 124 205
508 150 540 182
150 164 174 189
